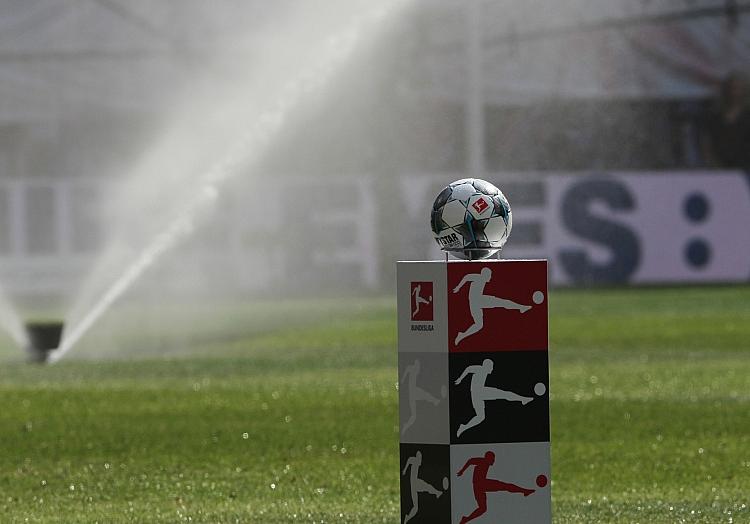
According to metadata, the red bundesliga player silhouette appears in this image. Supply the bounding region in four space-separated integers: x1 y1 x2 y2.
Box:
456 451 536 524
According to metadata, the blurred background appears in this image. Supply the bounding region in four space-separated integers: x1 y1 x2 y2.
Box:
0 2 748 522
0 0 748 359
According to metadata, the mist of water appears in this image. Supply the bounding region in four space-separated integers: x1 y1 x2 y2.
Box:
0 288 26 348
49 0 413 362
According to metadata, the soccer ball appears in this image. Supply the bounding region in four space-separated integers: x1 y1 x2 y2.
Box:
430 178 512 260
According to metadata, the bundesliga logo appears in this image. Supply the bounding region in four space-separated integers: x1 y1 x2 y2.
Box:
449 264 547 352
471 197 489 215
410 282 433 322
452 267 533 346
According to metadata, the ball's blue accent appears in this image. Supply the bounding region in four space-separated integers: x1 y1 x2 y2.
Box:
464 212 477 244
433 186 452 211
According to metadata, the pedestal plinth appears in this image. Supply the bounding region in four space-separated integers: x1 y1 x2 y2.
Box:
398 259 551 524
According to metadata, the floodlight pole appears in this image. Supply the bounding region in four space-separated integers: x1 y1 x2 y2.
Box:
466 0 485 180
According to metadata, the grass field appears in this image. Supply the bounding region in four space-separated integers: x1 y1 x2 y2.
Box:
0 286 748 523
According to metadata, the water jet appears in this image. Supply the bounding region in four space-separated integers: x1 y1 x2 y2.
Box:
53 0 412 362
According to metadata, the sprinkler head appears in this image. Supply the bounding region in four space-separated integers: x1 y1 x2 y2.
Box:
25 321 63 363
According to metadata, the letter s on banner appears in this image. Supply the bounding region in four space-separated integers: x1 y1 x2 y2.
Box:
559 178 640 284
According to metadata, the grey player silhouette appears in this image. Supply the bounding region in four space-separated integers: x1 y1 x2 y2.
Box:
411 284 431 319
401 360 446 435
455 359 535 438
453 267 531 346
402 451 447 524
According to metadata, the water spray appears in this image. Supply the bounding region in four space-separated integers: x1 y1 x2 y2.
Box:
51 0 412 362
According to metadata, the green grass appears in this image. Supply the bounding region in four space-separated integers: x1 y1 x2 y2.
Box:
0 286 749 522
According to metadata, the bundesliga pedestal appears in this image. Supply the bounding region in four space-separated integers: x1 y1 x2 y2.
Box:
397 259 551 524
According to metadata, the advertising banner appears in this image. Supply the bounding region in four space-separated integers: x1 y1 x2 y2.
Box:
544 172 750 285
408 171 750 287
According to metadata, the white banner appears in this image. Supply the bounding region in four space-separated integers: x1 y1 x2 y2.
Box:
2 171 749 295
543 172 750 285
404 171 750 286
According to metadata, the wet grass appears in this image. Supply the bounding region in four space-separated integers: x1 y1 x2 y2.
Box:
0 286 748 522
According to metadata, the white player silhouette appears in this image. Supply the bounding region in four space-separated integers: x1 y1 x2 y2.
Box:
455 359 536 438
453 267 532 346
401 360 446 435
402 450 447 524
411 284 432 319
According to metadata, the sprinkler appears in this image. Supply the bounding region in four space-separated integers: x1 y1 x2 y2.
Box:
25 321 63 363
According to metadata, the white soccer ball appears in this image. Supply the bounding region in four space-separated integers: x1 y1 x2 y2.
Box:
430 178 512 260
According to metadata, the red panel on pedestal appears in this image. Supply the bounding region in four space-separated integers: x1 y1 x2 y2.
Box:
447 261 547 353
